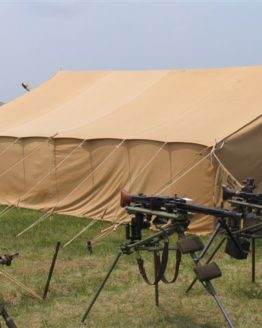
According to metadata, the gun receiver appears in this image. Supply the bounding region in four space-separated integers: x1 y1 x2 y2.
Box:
121 190 241 220
222 185 262 204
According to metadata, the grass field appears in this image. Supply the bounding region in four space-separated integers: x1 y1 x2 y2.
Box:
0 206 261 328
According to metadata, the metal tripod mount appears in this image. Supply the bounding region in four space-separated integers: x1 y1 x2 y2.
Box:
221 183 262 283
81 207 236 328
173 218 237 328
81 216 181 324
227 199 262 283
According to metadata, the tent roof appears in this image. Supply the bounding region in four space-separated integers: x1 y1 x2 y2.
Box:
0 67 261 146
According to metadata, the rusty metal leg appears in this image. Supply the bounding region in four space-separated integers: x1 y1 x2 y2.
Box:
81 251 122 323
252 237 256 283
154 251 159 306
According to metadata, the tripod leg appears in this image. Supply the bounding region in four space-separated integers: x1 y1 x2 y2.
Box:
204 281 235 328
81 251 122 323
0 306 18 328
154 251 159 306
197 222 222 261
186 237 226 294
222 222 245 255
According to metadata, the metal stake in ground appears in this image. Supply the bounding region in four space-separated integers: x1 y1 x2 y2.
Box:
43 241 61 300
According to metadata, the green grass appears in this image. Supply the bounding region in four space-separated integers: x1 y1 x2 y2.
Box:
0 206 261 327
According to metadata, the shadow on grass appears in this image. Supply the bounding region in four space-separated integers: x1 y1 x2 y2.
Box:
148 306 220 328
237 283 262 299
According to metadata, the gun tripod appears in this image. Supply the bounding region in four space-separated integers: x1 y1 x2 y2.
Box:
81 221 236 328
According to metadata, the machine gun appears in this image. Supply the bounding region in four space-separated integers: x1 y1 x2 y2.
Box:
222 179 262 283
121 190 241 242
222 177 262 206
81 191 244 328
123 190 249 259
222 186 262 205
222 178 262 232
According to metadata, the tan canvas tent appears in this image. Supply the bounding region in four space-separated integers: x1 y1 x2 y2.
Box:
0 66 261 234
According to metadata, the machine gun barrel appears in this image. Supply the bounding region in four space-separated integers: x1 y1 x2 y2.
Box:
228 199 262 210
166 200 242 219
126 206 186 221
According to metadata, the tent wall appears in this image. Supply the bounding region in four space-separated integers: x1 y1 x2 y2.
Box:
215 116 262 191
0 137 57 208
0 137 24 204
0 137 216 234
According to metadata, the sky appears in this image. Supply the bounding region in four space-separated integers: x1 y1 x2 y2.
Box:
1 0 262 102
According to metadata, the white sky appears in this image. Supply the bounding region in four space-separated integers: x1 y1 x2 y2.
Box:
1 0 262 102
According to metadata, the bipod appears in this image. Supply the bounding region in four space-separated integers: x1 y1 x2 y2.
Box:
177 226 235 328
81 225 177 324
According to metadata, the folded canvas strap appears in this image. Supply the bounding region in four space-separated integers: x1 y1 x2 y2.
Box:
136 241 182 285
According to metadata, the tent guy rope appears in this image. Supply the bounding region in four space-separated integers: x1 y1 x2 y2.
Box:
63 207 107 248
0 270 42 300
212 152 242 188
0 142 43 180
